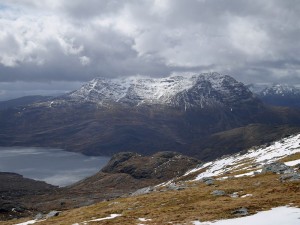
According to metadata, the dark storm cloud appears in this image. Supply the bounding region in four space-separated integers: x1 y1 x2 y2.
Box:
0 0 299 100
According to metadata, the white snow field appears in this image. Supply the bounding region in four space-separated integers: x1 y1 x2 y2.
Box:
193 206 300 225
183 133 300 180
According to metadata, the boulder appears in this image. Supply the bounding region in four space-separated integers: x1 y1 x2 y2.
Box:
131 186 155 196
46 211 60 219
229 192 239 198
280 173 300 182
202 177 215 186
34 213 44 220
261 162 294 174
205 180 214 185
166 183 187 191
211 190 225 196
232 207 248 216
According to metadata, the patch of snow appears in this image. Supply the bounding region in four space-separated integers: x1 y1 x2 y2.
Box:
186 134 300 181
185 162 213 176
194 157 238 180
15 220 37 225
138 218 152 222
192 206 300 225
233 171 259 178
155 179 174 187
79 214 121 224
241 194 253 198
284 159 300 166
68 74 197 105
15 220 46 225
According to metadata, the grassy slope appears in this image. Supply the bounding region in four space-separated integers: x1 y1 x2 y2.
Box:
2 136 300 225
5 171 299 224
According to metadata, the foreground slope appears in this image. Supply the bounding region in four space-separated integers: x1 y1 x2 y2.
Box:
7 133 300 225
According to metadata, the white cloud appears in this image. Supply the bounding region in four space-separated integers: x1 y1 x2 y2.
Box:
229 17 269 57
0 0 299 97
80 56 91 66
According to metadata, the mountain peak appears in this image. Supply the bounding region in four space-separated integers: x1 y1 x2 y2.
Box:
248 83 300 108
66 72 255 109
261 83 300 97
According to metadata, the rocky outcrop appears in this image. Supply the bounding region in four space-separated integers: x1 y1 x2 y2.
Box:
201 177 215 185
46 211 60 219
280 173 300 182
101 151 200 180
71 152 200 192
261 162 294 174
232 207 249 216
0 172 58 220
211 190 226 196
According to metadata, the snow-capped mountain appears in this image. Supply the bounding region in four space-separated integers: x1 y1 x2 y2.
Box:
249 83 300 108
1 72 300 158
65 72 255 109
260 84 300 97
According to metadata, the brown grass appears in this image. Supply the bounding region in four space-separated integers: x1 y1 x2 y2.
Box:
3 173 299 225
279 152 300 163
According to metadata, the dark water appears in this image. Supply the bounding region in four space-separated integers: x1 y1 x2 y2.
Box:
0 147 110 187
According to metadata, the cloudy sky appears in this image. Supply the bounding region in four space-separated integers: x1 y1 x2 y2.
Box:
0 0 299 100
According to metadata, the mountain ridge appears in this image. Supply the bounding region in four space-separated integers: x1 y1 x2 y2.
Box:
41 72 258 110
248 83 300 108
0 73 300 159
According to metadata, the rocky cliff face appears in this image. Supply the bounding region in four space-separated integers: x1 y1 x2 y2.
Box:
66 151 200 200
101 151 200 179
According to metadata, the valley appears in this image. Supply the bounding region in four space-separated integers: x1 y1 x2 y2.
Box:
0 147 110 186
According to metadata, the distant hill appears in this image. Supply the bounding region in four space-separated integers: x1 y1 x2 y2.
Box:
248 83 300 108
0 95 53 110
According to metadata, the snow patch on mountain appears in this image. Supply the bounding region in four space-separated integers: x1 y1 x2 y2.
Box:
261 84 300 97
66 72 252 108
249 83 300 97
184 133 300 180
68 74 196 104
